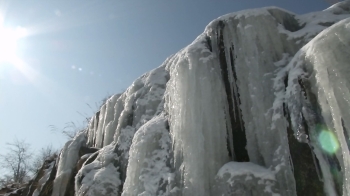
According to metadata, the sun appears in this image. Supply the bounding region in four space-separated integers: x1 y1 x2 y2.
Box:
0 17 38 84
0 25 27 64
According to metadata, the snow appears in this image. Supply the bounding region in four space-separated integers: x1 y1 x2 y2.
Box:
76 63 170 195
286 17 350 196
215 162 280 196
86 65 169 150
122 115 174 196
325 0 350 14
277 1 350 45
217 162 276 182
81 63 170 196
75 144 121 196
204 6 300 195
89 65 168 146
34 2 350 196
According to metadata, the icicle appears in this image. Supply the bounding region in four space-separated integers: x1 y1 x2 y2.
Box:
86 116 95 146
52 132 86 196
309 143 323 182
287 18 350 196
166 34 231 195
122 115 174 196
95 104 107 148
102 94 121 146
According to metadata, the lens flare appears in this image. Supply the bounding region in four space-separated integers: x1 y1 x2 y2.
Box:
318 130 339 154
0 26 27 64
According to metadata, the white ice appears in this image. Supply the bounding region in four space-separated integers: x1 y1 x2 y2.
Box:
52 132 86 196
122 115 174 196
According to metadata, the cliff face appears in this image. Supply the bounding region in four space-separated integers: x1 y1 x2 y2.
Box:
21 2 350 196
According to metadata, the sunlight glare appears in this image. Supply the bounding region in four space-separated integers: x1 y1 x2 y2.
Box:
0 25 27 64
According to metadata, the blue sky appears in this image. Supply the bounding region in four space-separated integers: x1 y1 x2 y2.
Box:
0 0 330 157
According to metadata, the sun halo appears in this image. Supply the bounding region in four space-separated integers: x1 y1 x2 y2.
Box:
0 25 27 65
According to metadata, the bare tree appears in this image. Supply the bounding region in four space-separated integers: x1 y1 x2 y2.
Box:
0 139 32 186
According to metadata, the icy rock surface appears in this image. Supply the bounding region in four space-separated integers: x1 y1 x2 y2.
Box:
86 64 169 149
286 17 350 196
122 114 174 196
75 144 121 196
32 160 56 196
214 162 279 196
35 2 350 196
52 132 86 196
19 157 57 196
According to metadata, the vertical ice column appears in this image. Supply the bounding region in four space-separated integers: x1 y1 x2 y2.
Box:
86 116 95 147
103 94 121 146
286 18 350 196
52 132 86 196
95 104 106 148
211 21 249 162
166 38 231 195
94 93 125 149
206 11 300 195
111 94 126 142
122 115 173 196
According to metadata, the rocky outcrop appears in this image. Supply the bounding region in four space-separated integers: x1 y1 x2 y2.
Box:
23 157 56 196
0 184 25 196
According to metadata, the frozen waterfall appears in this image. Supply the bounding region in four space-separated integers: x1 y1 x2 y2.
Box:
21 2 350 196
166 35 232 195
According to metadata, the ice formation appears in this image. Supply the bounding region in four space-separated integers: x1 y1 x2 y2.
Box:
17 1 350 196
122 115 173 196
75 144 121 196
214 162 279 196
52 132 86 196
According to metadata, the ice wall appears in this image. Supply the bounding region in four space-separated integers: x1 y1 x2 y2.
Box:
122 115 173 196
166 36 231 195
76 64 170 195
286 18 350 196
86 64 169 150
35 2 350 196
204 8 299 195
